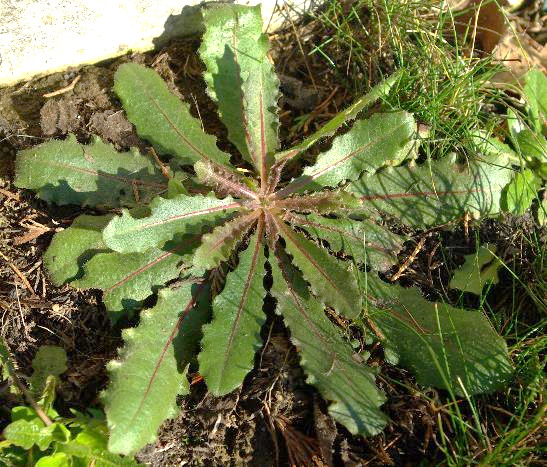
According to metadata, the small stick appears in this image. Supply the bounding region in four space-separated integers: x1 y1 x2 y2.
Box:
285 4 318 91
43 75 81 98
0 251 35 295
149 147 171 179
463 211 472 240
390 236 427 282
0 187 19 201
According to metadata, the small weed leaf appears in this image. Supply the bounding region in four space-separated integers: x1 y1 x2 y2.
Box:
13 3 515 456
278 111 416 195
274 70 404 163
449 244 502 295
102 193 240 254
73 234 200 320
364 275 513 394
502 169 542 215
1 403 139 466
523 68 547 131
29 346 67 397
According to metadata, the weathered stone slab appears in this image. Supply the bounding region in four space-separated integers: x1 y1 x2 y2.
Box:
0 0 314 86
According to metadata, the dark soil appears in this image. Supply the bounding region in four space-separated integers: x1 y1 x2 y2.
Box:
0 12 544 467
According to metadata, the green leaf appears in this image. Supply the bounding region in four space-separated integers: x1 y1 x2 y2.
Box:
537 197 547 225
200 4 279 175
199 227 266 395
15 135 165 208
349 154 513 227
192 212 259 270
241 61 279 181
29 346 67 397
58 431 141 466
364 275 513 394
36 376 58 415
35 453 70 467
277 111 416 195
523 68 547 131
503 169 541 214
286 213 405 271
73 236 198 319
103 193 241 253
0 442 28 466
44 215 112 286
271 254 388 436
104 283 209 455
449 244 502 295
114 63 231 166
513 129 547 164
11 406 41 422
473 133 519 164
275 70 404 162
274 218 362 320
3 420 69 451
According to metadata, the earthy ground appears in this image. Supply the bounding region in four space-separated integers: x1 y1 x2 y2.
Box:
0 5 544 466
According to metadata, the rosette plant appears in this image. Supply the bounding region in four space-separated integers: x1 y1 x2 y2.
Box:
15 4 513 456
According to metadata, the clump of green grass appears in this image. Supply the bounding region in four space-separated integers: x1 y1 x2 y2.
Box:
307 0 508 160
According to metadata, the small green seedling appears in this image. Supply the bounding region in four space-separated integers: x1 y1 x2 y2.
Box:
476 69 546 222
15 4 514 456
0 343 138 466
450 244 502 295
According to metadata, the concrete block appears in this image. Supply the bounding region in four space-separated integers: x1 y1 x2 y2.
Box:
0 0 315 86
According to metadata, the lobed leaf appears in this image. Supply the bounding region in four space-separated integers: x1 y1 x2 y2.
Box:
114 63 231 166
104 283 209 455
29 346 67 397
523 68 547 131
472 134 519 164
275 70 404 163
43 214 112 286
271 254 388 436
192 211 259 270
502 169 541 215
363 274 513 395
56 438 142 467
57 436 140 466
274 217 362 320
349 154 513 227
200 4 279 176
449 244 502 295
73 237 198 320
277 111 416 196
3 419 69 451
15 135 165 208
513 129 547 164
199 226 267 395
286 212 405 271
103 193 241 253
